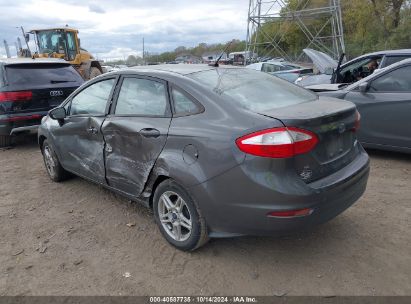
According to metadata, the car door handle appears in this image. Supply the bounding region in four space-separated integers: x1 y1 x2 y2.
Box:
86 127 98 134
139 128 160 138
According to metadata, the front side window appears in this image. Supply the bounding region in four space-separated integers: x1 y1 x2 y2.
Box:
370 66 411 92
115 78 168 116
340 57 382 82
66 32 77 61
70 79 115 115
189 68 316 112
37 30 65 54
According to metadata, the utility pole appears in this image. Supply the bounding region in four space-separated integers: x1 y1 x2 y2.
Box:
14 42 19 56
3 40 11 58
20 26 31 53
142 37 145 65
17 37 22 52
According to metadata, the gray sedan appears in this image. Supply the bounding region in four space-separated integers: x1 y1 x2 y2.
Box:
309 59 411 154
38 65 369 251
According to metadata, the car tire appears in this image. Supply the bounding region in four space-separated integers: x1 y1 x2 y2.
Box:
153 179 209 251
0 135 12 148
41 140 69 182
89 67 102 79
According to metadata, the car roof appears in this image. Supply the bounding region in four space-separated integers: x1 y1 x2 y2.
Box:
363 49 411 56
0 58 70 66
344 49 411 65
124 64 242 76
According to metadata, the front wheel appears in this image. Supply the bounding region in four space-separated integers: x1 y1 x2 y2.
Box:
42 140 69 182
153 180 208 251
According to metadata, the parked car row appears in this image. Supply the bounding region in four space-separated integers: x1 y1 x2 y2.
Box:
2 49 409 251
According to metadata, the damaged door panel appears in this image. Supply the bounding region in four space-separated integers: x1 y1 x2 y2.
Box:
102 76 172 197
53 116 106 183
49 77 117 183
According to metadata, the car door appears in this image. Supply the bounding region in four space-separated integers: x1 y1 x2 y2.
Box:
52 77 117 183
102 75 172 197
345 64 411 149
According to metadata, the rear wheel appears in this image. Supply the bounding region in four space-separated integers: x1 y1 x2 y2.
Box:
0 135 12 148
41 140 69 182
153 180 208 251
89 67 102 79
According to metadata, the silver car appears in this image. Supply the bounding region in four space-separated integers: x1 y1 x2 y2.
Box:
309 59 411 153
296 48 411 87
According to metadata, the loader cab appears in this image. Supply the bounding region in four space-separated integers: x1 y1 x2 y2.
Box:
31 28 80 62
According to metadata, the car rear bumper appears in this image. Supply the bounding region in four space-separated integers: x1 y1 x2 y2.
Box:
0 111 46 136
189 149 370 237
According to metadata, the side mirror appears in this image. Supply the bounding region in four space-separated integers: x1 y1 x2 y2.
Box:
358 82 369 93
49 107 66 120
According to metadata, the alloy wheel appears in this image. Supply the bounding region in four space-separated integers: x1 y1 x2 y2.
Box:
158 191 192 242
43 146 56 177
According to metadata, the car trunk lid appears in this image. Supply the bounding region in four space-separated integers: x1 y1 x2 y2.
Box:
258 97 359 183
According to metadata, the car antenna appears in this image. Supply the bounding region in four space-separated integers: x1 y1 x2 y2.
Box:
210 40 233 67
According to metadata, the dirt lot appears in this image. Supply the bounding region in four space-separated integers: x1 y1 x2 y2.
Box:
0 135 410 296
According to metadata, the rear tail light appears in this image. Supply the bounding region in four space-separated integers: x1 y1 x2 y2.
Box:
353 110 361 131
0 91 32 102
236 127 318 158
267 208 314 218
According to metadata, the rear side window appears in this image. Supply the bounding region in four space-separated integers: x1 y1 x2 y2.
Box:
370 66 411 92
70 79 115 115
383 56 411 67
115 78 168 116
5 64 83 86
189 68 316 112
172 88 202 115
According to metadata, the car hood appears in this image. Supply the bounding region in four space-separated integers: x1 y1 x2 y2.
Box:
303 48 338 73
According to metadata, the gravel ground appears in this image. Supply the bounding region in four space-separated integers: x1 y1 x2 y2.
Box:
0 135 410 296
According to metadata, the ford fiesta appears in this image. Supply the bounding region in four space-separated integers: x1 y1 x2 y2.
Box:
38 65 370 251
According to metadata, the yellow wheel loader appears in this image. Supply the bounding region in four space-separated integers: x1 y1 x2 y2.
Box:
27 27 103 80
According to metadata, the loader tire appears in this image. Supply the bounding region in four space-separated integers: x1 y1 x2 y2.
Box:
89 67 102 79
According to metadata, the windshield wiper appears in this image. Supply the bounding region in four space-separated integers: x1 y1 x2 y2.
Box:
50 80 76 84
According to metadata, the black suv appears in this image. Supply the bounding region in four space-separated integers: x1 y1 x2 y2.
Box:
0 58 84 147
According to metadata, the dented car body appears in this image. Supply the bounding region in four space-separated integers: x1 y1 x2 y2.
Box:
39 65 370 250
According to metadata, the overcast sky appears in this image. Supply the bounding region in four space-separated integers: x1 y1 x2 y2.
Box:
0 0 250 60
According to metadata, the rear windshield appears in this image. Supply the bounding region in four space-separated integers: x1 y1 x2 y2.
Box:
188 68 317 112
5 64 83 86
